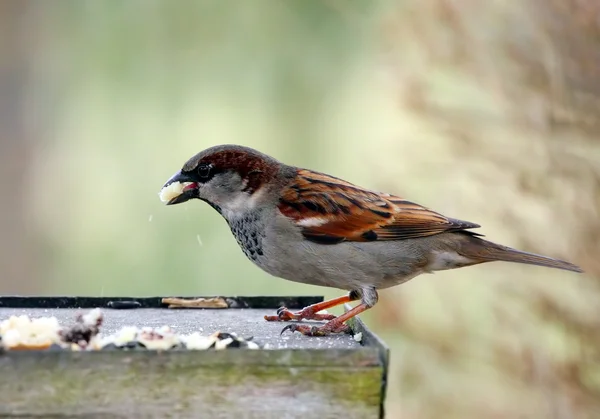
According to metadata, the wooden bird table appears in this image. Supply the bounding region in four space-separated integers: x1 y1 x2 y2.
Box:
0 296 389 418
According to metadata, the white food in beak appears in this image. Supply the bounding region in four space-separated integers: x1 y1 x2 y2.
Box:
158 182 193 203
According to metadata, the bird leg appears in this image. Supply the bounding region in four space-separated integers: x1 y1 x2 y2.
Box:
264 291 360 322
281 288 377 337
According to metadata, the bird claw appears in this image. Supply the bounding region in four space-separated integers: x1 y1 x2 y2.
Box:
280 324 324 336
264 306 295 322
280 322 351 337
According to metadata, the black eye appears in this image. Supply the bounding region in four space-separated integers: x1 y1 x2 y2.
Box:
197 163 212 179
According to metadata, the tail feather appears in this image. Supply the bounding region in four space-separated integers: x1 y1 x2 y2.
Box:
462 236 583 273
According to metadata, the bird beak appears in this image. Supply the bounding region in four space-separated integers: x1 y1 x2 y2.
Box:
160 171 198 206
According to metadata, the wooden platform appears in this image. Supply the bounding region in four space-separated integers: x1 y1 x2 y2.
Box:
0 296 389 419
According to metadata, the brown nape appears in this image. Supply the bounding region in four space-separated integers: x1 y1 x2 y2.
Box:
461 235 584 273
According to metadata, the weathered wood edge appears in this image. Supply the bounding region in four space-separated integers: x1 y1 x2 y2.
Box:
0 295 324 310
345 303 390 419
0 345 382 368
0 343 386 417
0 358 383 418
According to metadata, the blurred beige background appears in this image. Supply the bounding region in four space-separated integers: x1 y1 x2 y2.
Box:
1 1 599 418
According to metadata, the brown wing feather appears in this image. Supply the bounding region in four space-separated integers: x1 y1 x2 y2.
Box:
278 169 480 244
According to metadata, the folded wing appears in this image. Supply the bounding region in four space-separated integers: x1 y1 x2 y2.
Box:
278 169 480 244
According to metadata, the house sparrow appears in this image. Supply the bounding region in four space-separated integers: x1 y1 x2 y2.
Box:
160 145 583 337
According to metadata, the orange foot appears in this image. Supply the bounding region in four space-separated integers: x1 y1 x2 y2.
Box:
280 302 369 337
264 293 358 322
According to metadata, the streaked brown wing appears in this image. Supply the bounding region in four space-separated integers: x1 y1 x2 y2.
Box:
278 169 480 244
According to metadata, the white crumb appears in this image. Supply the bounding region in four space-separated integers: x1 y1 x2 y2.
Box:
0 314 62 349
215 337 233 350
353 332 363 342
181 333 217 350
81 308 103 327
109 326 140 346
137 326 180 351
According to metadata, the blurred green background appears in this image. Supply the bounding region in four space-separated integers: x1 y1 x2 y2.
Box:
2 1 599 418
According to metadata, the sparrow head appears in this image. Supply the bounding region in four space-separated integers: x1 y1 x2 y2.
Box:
159 144 282 215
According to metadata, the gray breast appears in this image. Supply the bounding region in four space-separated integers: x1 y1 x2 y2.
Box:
226 212 265 263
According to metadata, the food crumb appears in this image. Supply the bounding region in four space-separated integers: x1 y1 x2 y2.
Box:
161 297 228 309
0 310 266 351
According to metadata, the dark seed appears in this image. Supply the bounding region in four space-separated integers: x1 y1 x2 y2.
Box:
107 301 141 309
227 339 242 348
